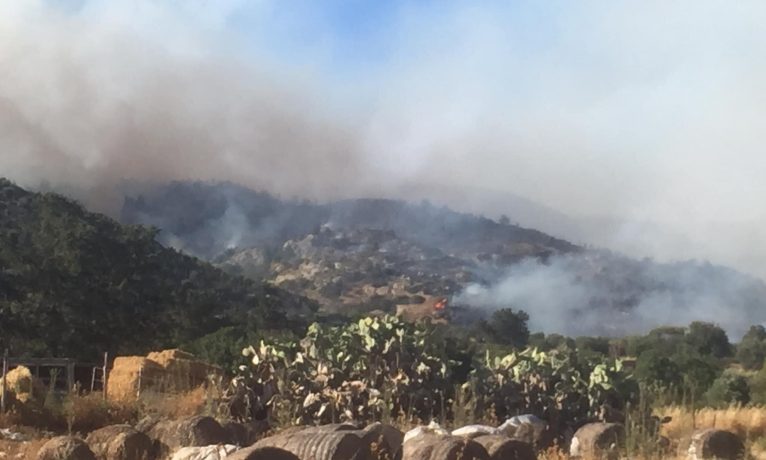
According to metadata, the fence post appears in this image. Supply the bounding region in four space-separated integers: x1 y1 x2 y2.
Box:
102 352 108 400
66 360 75 394
1 349 7 413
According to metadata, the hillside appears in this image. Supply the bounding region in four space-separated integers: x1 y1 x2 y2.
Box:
121 181 576 260
215 226 478 313
0 179 316 361
120 181 766 338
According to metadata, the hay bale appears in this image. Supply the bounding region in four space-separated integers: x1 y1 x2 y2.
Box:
569 423 623 460
106 357 165 401
473 435 535 460
37 436 97 460
0 365 44 403
146 349 221 391
222 420 270 447
255 431 363 460
146 350 198 364
85 424 152 460
687 429 744 460
300 423 359 433
147 416 228 458
402 433 489 460
227 446 300 460
360 423 404 455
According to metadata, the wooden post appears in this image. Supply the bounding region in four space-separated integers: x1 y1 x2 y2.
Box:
66 360 75 393
1 349 8 413
102 352 108 400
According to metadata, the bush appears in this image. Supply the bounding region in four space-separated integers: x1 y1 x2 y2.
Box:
736 325 766 370
704 371 751 407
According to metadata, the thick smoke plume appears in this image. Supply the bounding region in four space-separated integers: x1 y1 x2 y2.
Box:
0 1 379 209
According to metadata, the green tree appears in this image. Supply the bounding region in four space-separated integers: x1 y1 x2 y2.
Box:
705 371 751 407
477 308 530 348
686 321 732 358
736 325 766 370
635 350 683 389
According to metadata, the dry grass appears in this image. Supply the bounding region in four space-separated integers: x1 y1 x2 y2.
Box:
0 436 49 459
660 405 766 440
139 385 211 419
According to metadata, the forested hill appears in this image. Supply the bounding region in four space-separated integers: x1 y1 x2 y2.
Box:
0 179 316 361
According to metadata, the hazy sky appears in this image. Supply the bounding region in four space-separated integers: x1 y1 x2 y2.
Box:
2 0 766 277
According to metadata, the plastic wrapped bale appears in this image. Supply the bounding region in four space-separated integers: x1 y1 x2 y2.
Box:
227 446 300 460
498 415 546 447
86 424 153 460
147 416 228 459
451 425 500 439
402 433 489 460
687 429 744 460
254 431 363 460
37 436 97 460
170 444 238 460
473 435 535 460
403 422 449 444
569 423 623 460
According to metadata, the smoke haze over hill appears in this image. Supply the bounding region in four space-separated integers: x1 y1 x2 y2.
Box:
2 0 766 280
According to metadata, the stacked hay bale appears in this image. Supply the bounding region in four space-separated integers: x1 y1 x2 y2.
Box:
107 350 221 401
146 350 221 393
106 357 165 401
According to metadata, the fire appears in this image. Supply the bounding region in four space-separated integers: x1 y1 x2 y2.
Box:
434 298 447 310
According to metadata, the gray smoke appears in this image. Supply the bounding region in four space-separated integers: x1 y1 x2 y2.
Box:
0 1 380 204
3 1 766 309
455 253 766 340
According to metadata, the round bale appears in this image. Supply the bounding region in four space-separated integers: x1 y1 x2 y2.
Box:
37 436 97 460
687 429 744 460
227 446 301 460
569 423 623 460
473 434 535 460
86 424 153 460
146 415 228 458
403 433 489 460
255 431 363 460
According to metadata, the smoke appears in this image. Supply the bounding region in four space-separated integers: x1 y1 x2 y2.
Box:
455 253 766 340
2 0 766 280
0 0 377 203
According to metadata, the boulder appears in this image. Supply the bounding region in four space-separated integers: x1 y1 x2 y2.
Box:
86 425 153 460
569 423 623 460
687 429 744 460
402 433 489 460
473 435 535 460
37 436 97 460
